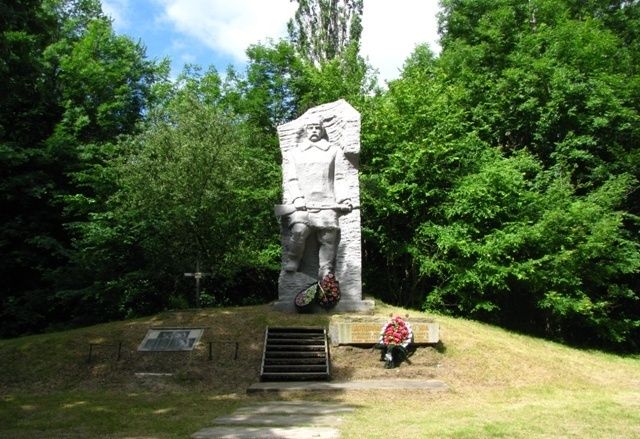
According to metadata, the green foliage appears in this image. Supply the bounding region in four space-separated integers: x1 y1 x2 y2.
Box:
360 0 640 349
3 0 639 351
419 153 639 345
361 43 483 306
285 0 374 111
0 1 61 335
438 0 640 192
60 69 281 321
44 17 159 143
223 40 309 132
300 41 377 110
222 37 375 133
0 0 166 335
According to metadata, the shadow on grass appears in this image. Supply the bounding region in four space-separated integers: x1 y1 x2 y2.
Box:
0 391 246 439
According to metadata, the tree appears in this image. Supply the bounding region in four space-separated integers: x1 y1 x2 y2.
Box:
0 0 62 335
223 40 309 133
284 0 374 111
287 0 363 66
360 0 640 349
419 153 639 346
58 68 281 322
437 0 640 193
360 44 485 307
0 0 165 336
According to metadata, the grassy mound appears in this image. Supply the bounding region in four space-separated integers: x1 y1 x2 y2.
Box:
1 303 638 438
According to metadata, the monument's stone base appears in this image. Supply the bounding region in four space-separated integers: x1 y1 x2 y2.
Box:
328 315 440 346
271 298 375 314
275 269 374 314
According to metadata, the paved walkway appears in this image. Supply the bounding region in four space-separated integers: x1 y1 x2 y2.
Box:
192 380 447 438
247 379 448 394
191 401 353 439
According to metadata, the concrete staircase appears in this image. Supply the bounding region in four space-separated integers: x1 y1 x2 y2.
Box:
260 327 330 381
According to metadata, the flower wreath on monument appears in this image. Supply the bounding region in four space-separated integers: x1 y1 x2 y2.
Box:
294 273 341 312
377 315 413 368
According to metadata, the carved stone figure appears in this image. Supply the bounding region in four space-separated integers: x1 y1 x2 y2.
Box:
281 118 352 279
274 100 374 313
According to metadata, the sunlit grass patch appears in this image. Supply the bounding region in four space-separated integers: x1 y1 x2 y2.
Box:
0 303 638 438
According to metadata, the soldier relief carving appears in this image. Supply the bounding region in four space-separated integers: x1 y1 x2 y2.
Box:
274 100 372 313
281 117 352 278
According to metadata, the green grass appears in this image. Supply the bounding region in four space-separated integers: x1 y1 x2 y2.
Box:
1 303 638 438
1 391 244 438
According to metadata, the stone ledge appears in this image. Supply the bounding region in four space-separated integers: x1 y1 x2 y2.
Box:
247 379 448 394
192 426 340 439
271 299 375 314
328 315 440 346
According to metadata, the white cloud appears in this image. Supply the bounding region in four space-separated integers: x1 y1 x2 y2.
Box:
155 0 297 61
152 0 441 82
361 1 441 82
102 0 131 30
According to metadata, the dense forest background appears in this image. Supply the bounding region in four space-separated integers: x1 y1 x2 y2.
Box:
2 0 639 351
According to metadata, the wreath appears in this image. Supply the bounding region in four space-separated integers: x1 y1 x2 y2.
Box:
317 273 340 309
294 282 318 313
377 315 413 368
293 273 341 312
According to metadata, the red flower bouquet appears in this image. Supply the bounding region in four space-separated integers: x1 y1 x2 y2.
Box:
293 273 341 312
317 273 340 309
380 316 413 348
378 316 413 368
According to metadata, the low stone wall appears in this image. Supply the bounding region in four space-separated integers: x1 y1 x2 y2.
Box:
328 315 440 346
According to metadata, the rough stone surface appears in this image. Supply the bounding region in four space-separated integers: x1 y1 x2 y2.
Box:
214 413 342 426
234 402 354 416
328 315 441 346
192 401 350 439
274 100 373 313
192 426 340 439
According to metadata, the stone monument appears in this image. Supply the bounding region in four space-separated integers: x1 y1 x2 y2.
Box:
273 99 374 313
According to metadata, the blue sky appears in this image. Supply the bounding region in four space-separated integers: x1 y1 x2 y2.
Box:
101 0 441 83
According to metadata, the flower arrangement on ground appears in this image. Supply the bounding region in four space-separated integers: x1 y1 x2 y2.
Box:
377 315 413 368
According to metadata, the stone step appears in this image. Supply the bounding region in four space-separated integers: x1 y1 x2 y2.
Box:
269 332 325 338
261 326 330 382
234 402 354 416
263 364 328 372
248 379 449 393
265 351 326 358
266 344 326 351
268 337 325 344
191 400 352 439
264 357 326 365
192 426 339 439
213 413 341 427
261 371 330 381
268 327 325 334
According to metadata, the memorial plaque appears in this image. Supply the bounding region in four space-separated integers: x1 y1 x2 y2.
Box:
137 327 204 352
328 316 440 346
